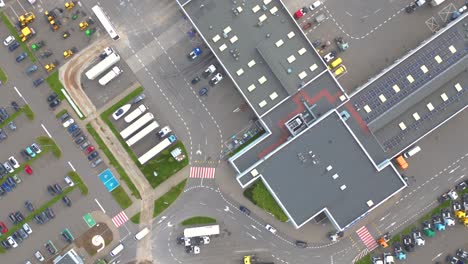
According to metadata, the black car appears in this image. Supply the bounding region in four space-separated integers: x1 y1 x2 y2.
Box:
15 52 27 62
295 240 308 248
8 213 17 224
33 78 44 87
12 232 23 243
17 228 28 239
20 150 31 161
25 200 35 212
59 112 70 122
34 214 44 225
191 76 200 84
49 99 61 109
45 242 56 254
53 183 63 194
62 196 72 207
41 211 50 222
1 240 10 250
45 208 55 219
87 151 99 161
47 185 57 196
0 130 6 142
61 231 72 243
402 235 415 252
47 92 58 102
0 164 6 176
11 101 20 112
0 108 9 119
15 211 24 222
8 41 20 51
71 128 82 138
75 136 87 145
0 186 5 196
239 206 251 215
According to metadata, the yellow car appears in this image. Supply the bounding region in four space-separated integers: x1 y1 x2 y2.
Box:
333 65 347 77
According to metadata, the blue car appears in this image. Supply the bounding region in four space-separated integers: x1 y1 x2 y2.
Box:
67 124 79 133
26 147 36 158
6 177 16 188
2 182 11 192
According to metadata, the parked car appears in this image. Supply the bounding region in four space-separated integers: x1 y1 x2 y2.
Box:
34 215 44 225
45 241 56 254
8 41 20 51
3 35 15 46
0 107 9 119
6 236 18 248
15 52 28 63
87 151 99 161
53 183 63 194
25 65 38 75
71 128 82 138
209 73 223 85
34 250 45 262
59 112 70 122
62 196 72 207
8 213 17 224
85 146 95 154
80 141 91 150
24 164 33 175
15 211 24 222
1 240 10 250
8 121 16 131
22 223 32 234
91 158 103 167
61 231 72 243
239 206 251 215
45 208 55 219
2 182 11 192
11 101 20 112
33 78 45 87
132 93 146 104
64 175 74 186
47 92 58 102
75 136 87 145
20 150 30 161
17 228 28 239
67 124 79 133
47 185 56 196
30 143 41 154
7 177 16 188
25 200 35 212
49 99 61 109
25 147 36 158
12 174 21 184
3 161 14 173
0 222 8 234
8 156 20 169
62 118 75 128
0 129 7 141
40 211 50 222
191 76 200 84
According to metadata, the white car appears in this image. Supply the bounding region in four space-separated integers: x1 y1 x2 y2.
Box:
30 143 42 154
323 52 335 63
265 224 277 234
8 156 20 169
0 0 5 8
64 176 75 186
62 118 75 128
202 236 210 244
7 236 18 248
309 0 322 11
34 251 44 262
23 223 32 234
3 35 15 46
210 73 223 85
3 161 14 173
112 104 131 120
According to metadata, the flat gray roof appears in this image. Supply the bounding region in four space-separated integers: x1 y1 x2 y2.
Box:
182 0 327 116
245 112 405 229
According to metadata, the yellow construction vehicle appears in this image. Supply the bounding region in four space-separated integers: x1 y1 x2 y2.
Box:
243 255 273 264
79 21 89 31
49 19 59 31
377 233 390 248
455 210 466 220
463 217 468 227
19 27 36 42
63 47 77 59
44 63 56 72
18 12 35 27
65 1 75 10
44 10 60 31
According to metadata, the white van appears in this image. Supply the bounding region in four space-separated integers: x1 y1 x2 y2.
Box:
403 145 421 158
134 227 150 240
109 243 124 256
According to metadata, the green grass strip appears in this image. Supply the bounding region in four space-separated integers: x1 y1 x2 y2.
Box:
86 123 141 200
68 171 88 196
244 180 289 222
110 186 132 210
0 67 7 83
0 104 34 130
45 71 65 100
153 179 187 217
130 213 141 224
37 136 61 159
100 87 144 118
0 12 36 62
55 109 68 119
181 216 216 226
22 104 34 121
229 131 265 157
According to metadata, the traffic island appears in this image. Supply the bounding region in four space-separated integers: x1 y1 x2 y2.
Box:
153 179 187 217
243 180 289 222
74 222 113 256
181 216 216 226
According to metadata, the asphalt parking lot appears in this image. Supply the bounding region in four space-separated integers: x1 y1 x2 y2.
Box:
284 0 467 92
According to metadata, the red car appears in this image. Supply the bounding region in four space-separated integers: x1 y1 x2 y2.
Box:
294 7 308 20
0 222 8 234
24 164 33 175
85 146 95 154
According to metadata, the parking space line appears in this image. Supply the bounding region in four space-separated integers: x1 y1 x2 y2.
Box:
16 0 26 12
13 86 28 104
94 198 106 213
9 5 18 18
67 161 76 172
41 123 53 138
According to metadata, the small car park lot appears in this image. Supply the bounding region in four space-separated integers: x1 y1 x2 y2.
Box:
283 0 468 92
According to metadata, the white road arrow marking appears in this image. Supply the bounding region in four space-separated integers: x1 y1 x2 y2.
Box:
224 206 230 212
167 221 173 227
157 216 167 224
246 232 256 240
385 222 396 230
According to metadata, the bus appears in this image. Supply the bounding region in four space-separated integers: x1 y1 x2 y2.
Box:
183 225 220 238
120 112 154 139
91 5 120 40
125 121 159 147
138 135 177 165
85 53 120 80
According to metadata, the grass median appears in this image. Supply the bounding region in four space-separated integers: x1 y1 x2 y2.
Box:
37 136 61 159
0 104 34 130
46 71 65 100
100 86 189 189
86 123 140 200
0 12 35 62
0 67 7 84
130 213 141 224
153 179 187 217
68 171 88 195
110 186 132 210
181 216 216 226
244 180 289 222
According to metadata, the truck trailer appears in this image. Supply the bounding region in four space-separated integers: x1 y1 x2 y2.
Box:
138 135 177 165
85 52 120 80
98 66 123 86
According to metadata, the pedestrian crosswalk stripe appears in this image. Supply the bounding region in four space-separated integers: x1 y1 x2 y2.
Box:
189 167 216 179
356 226 378 251
112 211 129 228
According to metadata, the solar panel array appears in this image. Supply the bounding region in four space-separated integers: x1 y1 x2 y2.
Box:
382 86 466 151
354 28 465 124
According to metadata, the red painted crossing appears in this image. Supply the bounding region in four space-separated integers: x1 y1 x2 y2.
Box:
189 167 216 179
112 211 129 228
356 226 378 251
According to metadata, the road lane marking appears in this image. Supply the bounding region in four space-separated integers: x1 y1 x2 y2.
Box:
67 161 76 172
14 86 28 104
94 198 106 213
432 252 443 261
41 124 53 138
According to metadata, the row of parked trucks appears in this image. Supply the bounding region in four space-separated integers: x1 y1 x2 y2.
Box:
85 47 123 85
